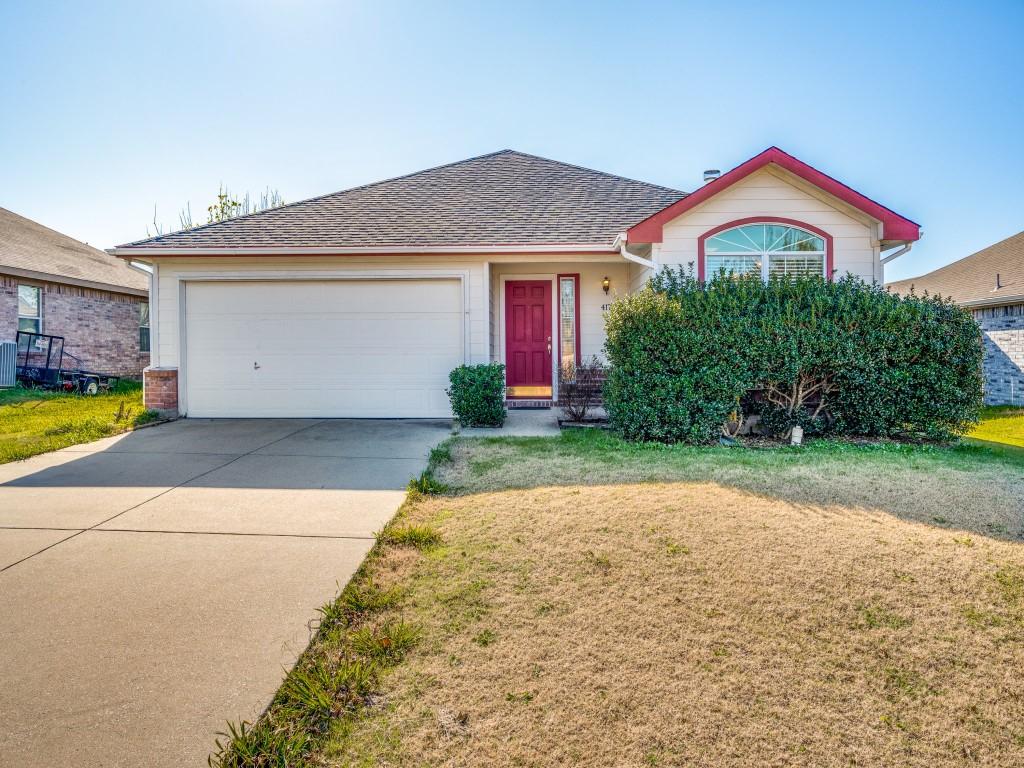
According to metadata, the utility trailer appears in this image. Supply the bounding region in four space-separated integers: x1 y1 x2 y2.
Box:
15 331 120 394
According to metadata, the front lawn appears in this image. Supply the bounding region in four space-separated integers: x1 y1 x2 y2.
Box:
214 432 1024 767
0 384 158 463
969 406 1024 449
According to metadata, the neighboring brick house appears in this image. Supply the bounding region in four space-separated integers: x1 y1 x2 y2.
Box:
888 231 1024 405
1 207 150 377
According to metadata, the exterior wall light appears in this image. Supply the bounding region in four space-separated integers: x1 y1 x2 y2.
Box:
602 276 610 294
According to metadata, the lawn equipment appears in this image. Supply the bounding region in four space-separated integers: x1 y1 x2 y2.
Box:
15 331 120 395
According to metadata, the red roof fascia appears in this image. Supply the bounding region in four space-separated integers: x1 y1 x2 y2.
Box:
627 147 921 244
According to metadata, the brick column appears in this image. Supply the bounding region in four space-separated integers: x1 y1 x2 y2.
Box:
143 367 178 416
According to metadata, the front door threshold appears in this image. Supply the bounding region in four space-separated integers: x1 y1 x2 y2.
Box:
505 386 552 398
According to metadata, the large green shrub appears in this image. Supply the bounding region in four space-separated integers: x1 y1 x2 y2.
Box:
447 363 506 427
604 269 983 443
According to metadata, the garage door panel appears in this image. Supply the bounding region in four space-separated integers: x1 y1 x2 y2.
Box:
250 316 462 351
237 351 460 382
187 385 446 419
195 280 462 315
184 280 463 418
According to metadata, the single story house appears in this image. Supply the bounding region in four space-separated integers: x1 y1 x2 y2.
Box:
888 231 1024 405
1 207 150 377
110 147 921 418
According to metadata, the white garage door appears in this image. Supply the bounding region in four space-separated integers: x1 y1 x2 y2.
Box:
184 279 464 418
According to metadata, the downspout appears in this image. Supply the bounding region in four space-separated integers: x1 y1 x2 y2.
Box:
880 241 914 265
613 233 657 269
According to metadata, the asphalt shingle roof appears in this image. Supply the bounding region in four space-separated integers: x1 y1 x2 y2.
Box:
116 150 687 251
1 207 148 293
887 230 1024 306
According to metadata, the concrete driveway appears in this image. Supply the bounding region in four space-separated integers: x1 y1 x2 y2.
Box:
0 417 450 767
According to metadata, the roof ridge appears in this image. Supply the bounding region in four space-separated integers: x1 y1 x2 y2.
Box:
117 149 688 248
116 149 526 248
495 149 688 196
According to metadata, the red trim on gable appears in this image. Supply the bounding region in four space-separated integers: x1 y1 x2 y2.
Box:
627 147 921 245
696 217 834 282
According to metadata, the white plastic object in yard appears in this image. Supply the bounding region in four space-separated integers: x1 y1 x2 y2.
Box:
791 425 804 446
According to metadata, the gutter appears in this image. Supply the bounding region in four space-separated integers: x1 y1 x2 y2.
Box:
0 264 148 297
612 233 657 269
960 293 1024 309
107 243 618 258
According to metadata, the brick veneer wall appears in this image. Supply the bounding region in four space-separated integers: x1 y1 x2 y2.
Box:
973 303 1024 405
1 274 149 377
143 367 178 414
0 276 18 342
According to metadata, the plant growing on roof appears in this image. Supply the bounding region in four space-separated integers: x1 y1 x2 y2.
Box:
146 185 285 236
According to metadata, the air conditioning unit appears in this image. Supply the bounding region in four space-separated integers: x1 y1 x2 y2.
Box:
0 340 15 388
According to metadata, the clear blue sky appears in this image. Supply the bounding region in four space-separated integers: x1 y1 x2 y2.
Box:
2 0 1021 280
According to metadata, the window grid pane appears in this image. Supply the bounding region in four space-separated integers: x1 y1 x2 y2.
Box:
768 253 825 278
705 228 761 253
18 285 41 318
18 317 41 334
706 254 761 277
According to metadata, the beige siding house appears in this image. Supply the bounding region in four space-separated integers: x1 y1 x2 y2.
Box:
110 147 920 417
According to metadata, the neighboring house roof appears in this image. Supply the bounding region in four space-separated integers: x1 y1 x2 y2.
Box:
626 147 921 246
887 230 1024 307
112 150 686 253
0 207 148 295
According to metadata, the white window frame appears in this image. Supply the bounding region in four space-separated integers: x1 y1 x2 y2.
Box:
17 284 42 334
139 301 151 352
558 275 578 376
705 223 827 281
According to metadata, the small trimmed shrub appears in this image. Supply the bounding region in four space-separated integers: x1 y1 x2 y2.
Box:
604 269 983 443
447 363 506 427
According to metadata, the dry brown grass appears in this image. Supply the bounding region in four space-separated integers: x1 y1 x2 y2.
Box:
319 437 1024 767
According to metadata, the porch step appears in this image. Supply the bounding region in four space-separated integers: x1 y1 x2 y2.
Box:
506 399 555 409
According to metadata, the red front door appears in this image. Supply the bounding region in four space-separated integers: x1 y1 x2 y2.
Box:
505 280 552 398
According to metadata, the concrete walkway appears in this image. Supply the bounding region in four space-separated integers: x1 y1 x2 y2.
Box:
459 408 563 437
0 418 450 768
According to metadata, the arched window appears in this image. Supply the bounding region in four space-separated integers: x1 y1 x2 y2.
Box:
702 221 829 280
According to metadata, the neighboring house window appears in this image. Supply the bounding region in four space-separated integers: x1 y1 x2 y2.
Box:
139 302 151 353
704 223 827 280
17 285 42 333
558 275 579 374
